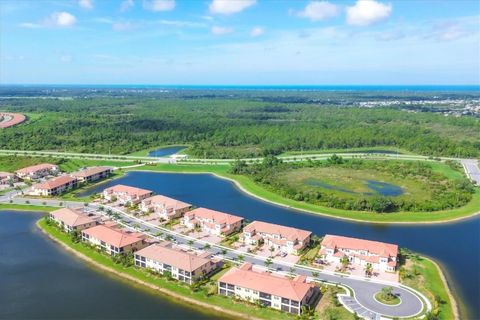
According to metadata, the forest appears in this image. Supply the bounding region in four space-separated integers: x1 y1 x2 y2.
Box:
0 87 478 159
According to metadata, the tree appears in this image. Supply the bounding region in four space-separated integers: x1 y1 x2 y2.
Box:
380 286 394 301
311 271 319 278
364 263 373 277
269 246 275 257
340 255 350 271
203 243 211 250
187 240 194 250
237 254 245 263
264 258 273 270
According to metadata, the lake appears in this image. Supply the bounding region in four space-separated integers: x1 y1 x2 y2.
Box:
148 146 186 157
80 171 480 319
0 210 223 320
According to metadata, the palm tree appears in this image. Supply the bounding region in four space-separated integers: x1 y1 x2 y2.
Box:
340 255 350 271
269 246 275 257
289 267 296 277
203 243 211 250
187 240 194 250
312 271 319 278
237 254 245 263
264 258 273 270
364 263 373 277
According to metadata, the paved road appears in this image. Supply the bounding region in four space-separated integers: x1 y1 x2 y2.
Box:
461 159 480 185
5 196 427 319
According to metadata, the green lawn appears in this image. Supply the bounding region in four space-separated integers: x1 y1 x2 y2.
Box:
0 155 136 173
400 253 456 320
37 217 296 320
0 203 57 212
281 146 413 156
374 292 401 305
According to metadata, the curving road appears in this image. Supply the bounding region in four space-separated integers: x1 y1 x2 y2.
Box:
3 194 427 319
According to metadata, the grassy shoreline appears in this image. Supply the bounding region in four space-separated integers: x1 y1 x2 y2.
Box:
127 163 480 224
400 252 459 320
36 217 295 320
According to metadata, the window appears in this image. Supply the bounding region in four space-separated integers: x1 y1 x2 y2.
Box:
227 284 235 290
259 299 271 307
291 300 299 307
282 298 290 304
259 292 271 300
290 307 299 314
219 282 226 288
281 305 290 312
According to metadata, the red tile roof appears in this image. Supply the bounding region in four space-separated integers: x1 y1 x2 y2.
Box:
135 243 212 272
142 195 191 211
33 175 77 190
72 166 112 178
185 207 243 225
219 263 314 301
82 225 144 248
104 184 152 198
244 221 311 242
0 112 26 128
16 163 57 175
51 208 95 227
322 234 398 258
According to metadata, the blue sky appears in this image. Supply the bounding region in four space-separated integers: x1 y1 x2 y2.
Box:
1 0 479 85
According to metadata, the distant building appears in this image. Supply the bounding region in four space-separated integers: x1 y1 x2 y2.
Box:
243 221 311 255
15 163 59 180
320 234 398 272
49 208 97 232
140 195 192 220
182 207 243 236
0 172 17 185
134 243 219 284
82 224 148 255
71 166 113 183
103 184 153 205
218 263 317 315
29 175 78 196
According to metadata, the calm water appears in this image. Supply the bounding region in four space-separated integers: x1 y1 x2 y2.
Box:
148 146 186 157
304 178 404 196
0 210 222 320
80 171 480 319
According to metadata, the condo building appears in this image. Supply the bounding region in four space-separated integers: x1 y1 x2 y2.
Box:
103 184 153 205
218 263 316 315
182 207 243 236
242 220 312 255
320 234 398 272
134 243 218 284
140 195 192 220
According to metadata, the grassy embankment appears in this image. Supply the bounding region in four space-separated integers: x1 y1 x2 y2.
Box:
400 252 457 320
37 217 297 320
129 162 479 224
0 155 135 173
280 146 413 156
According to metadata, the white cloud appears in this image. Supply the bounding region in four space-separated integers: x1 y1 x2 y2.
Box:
209 0 256 15
250 26 264 37
143 0 175 12
299 1 338 21
346 0 392 26
19 22 43 29
113 22 134 31
159 20 206 28
425 22 471 41
211 26 234 35
79 0 93 10
60 55 73 63
121 0 135 11
46 12 77 27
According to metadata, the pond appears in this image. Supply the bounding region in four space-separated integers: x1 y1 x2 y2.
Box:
304 178 404 197
0 210 223 320
148 146 186 157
